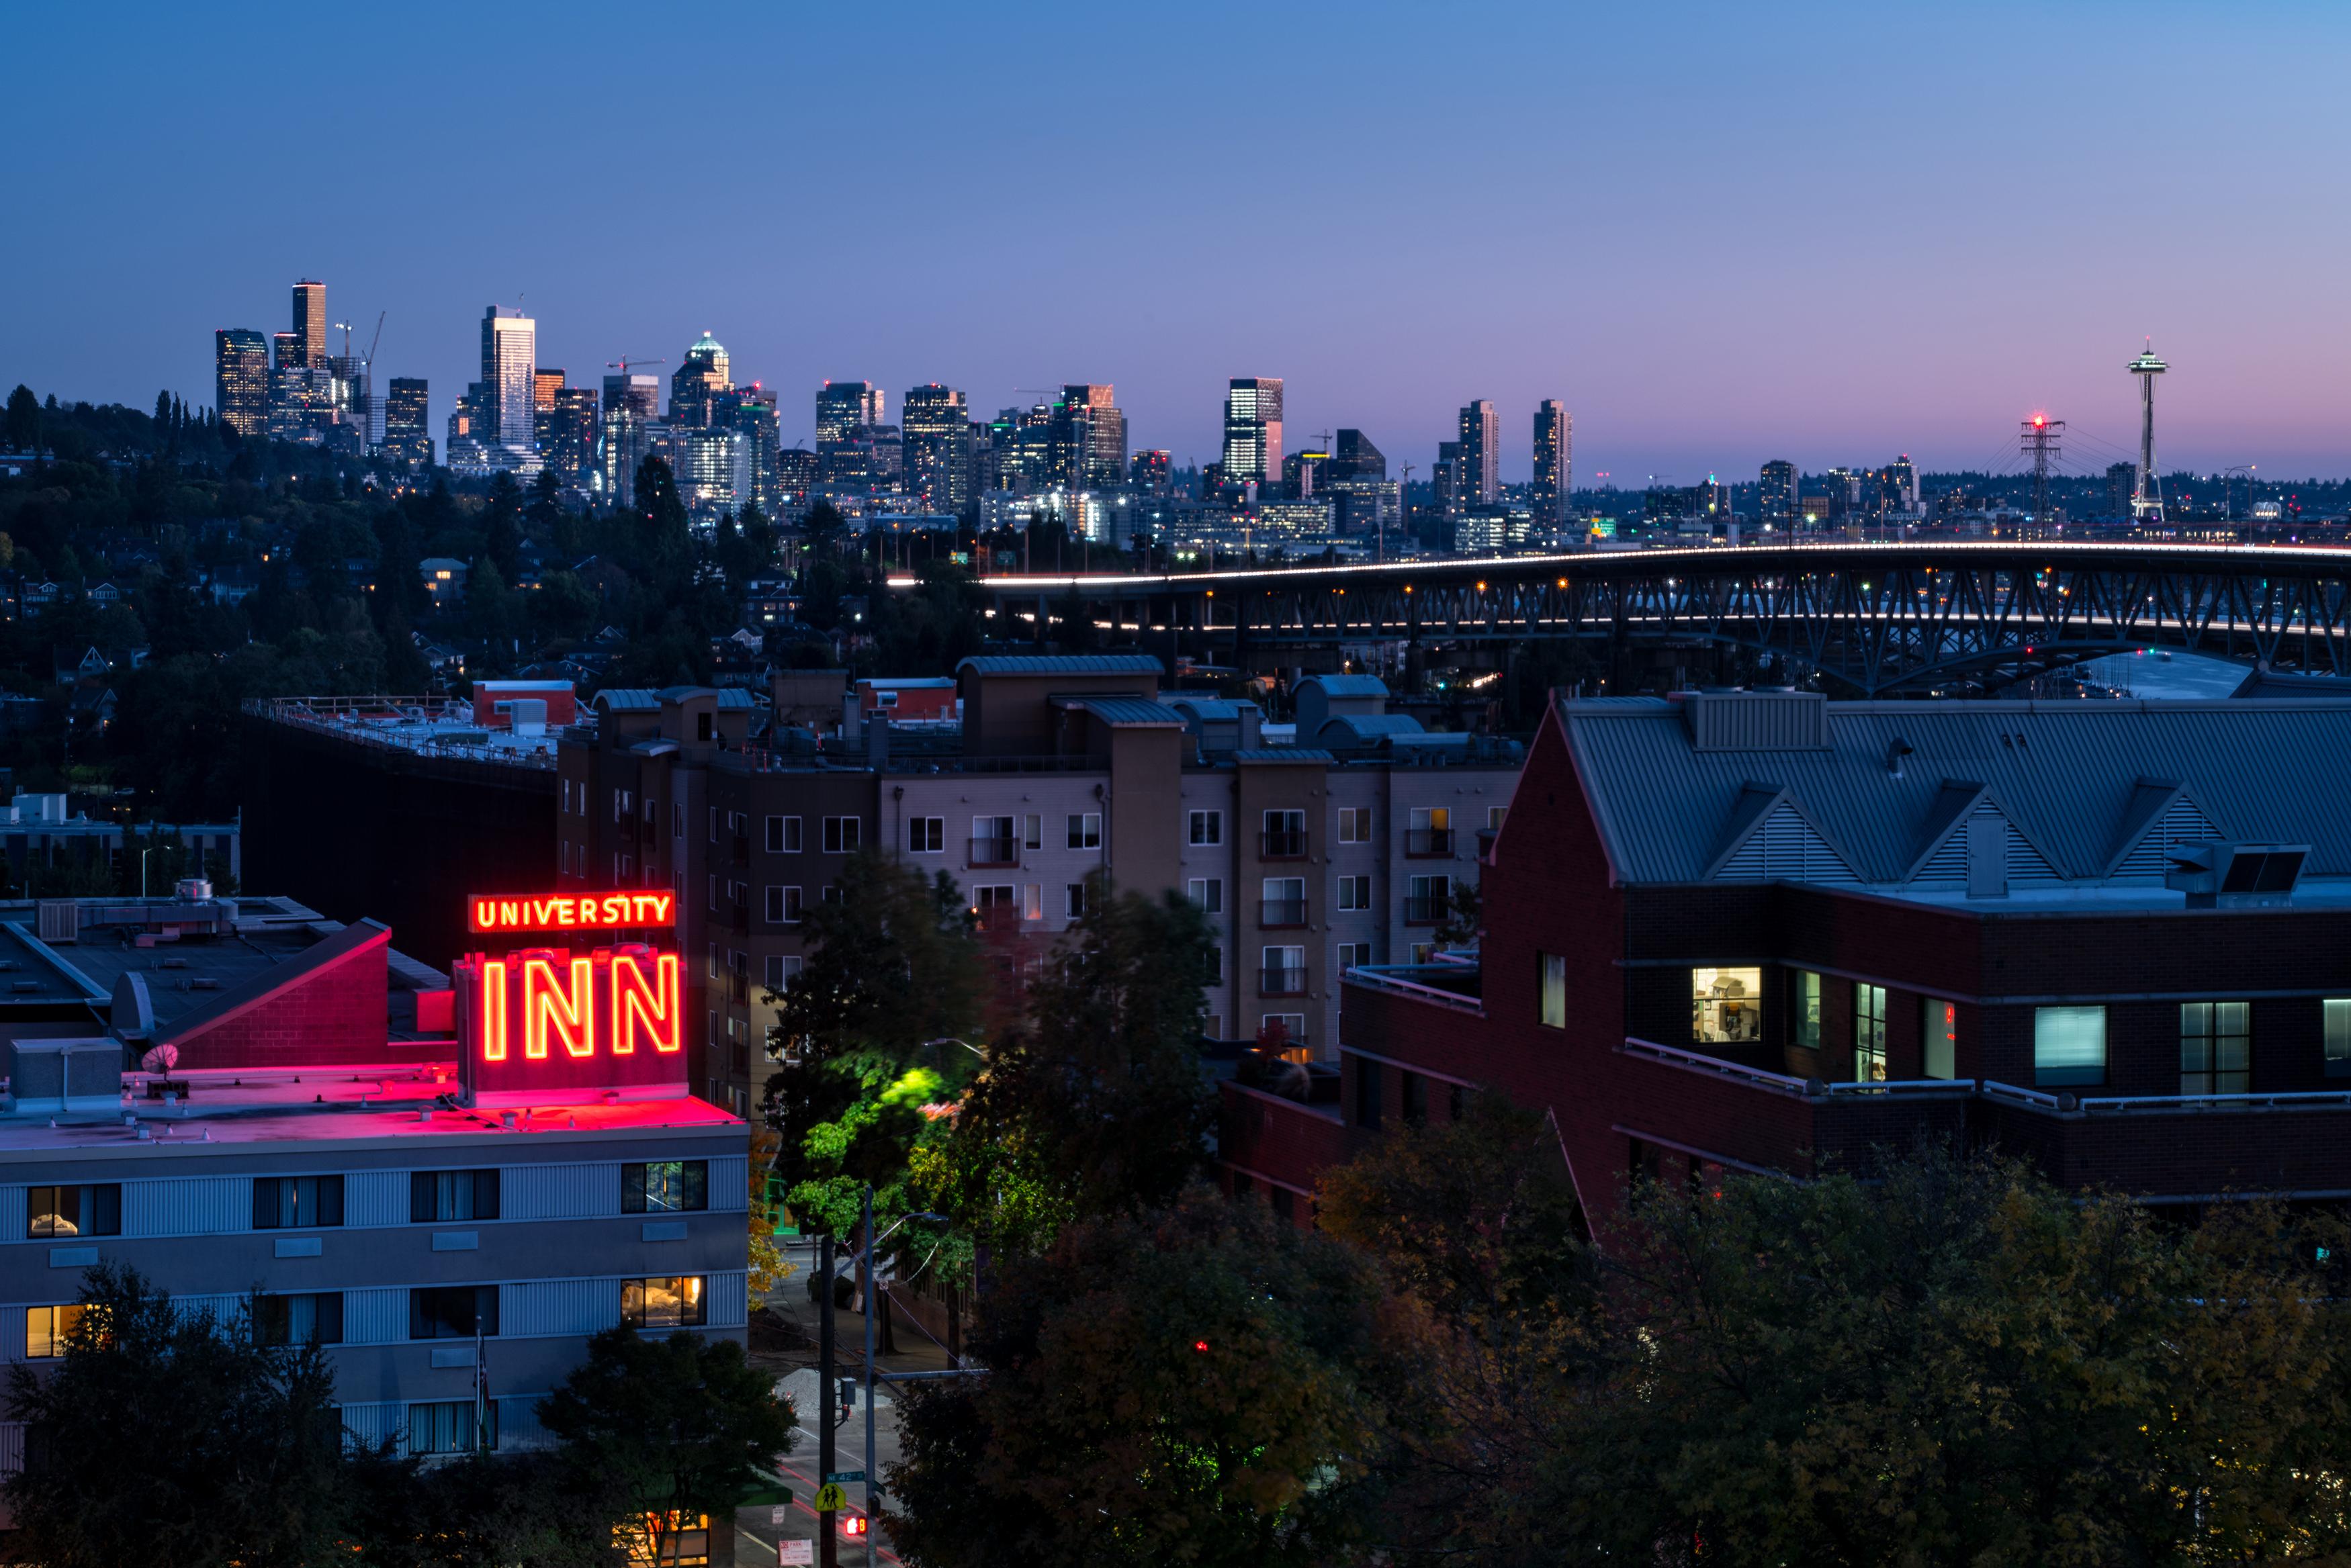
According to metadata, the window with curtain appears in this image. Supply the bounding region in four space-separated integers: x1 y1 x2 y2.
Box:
2034 1005 2108 1088
1922 998 1957 1080
2325 999 2351 1078
1539 952 1566 1029
1793 971 1822 1052
2180 1001 2250 1095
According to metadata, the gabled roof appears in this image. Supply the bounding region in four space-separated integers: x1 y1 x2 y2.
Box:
1297 674 1390 697
1556 693 2351 885
1702 784 1861 882
1055 696 1187 727
154 920 389 1054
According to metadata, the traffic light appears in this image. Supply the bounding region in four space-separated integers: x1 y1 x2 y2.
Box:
840 1511 869 1539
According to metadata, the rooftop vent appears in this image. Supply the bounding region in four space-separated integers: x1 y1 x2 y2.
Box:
2165 842 2310 909
1683 690 1830 752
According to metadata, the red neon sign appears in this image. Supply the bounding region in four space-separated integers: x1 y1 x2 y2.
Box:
469 892 675 935
474 951 682 1066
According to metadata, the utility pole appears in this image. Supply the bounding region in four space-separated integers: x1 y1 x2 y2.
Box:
2020 416 2064 537
817 1234 838 1568
862 1187 878 1568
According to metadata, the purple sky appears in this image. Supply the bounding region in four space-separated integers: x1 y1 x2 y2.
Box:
5 2 2347 481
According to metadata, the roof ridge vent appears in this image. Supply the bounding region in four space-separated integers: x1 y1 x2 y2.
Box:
1685 689 1830 751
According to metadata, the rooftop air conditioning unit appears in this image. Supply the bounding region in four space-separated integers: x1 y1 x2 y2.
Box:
2165 842 2309 909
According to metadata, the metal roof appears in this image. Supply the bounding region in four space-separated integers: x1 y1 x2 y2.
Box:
956 655 1163 677
1297 674 1390 697
594 689 661 711
1235 748 1334 765
1057 696 1187 727
1316 714 1426 739
1167 698 1257 721
1560 694 2351 885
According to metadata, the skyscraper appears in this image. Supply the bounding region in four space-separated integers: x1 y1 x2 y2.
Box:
479 306 536 454
1129 449 1171 496
547 387 600 481
901 384 973 514
214 329 268 438
291 279 327 369
1330 429 1386 481
1050 384 1126 491
1886 454 1918 512
1323 431 1396 537
268 331 326 443
1760 460 1797 528
1433 441 1463 519
1223 377 1283 483
599 373 661 504
1458 400 1499 506
1532 402 1570 525
816 381 884 483
383 378 432 470
715 385 781 513
670 332 730 427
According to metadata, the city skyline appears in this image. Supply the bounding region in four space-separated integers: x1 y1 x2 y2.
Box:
7 3 2351 478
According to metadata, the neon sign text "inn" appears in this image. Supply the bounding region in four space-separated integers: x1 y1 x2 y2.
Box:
472 950 682 1062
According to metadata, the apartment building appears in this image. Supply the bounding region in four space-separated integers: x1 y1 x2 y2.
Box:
556 661 1521 1113
1225 687 2351 1224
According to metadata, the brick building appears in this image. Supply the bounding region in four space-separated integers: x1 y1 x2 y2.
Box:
556 661 1521 1115
1226 688 2351 1222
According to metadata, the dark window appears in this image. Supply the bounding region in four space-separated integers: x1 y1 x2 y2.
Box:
621 1276 709 1330
621 1160 709 1214
257 1292 344 1347
1448 1082 1467 1122
1271 1187 1294 1224
409 1285 500 1340
410 1170 500 1224
252 1174 344 1230
1352 1056 1382 1130
27 1185 120 1239
1402 1071 1428 1126
409 1399 496 1455
2180 1001 2251 1095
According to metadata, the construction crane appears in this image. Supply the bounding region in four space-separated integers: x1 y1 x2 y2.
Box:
364 311 384 367
607 356 668 375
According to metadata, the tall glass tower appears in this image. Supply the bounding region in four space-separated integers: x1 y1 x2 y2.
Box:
480 306 537 455
214 328 269 437
1223 377 1283 483
1532 401 1571 524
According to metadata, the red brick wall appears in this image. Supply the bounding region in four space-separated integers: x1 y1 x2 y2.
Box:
171 935 397 1070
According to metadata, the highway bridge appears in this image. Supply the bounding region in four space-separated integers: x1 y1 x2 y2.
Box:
892 541 2351 695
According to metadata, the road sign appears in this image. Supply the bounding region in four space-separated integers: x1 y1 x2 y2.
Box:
780 1541 813 1565
825 1470 866 1483
813 1482 848 1512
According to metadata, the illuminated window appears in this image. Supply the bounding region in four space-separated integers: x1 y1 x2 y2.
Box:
1792 971 1822 1052
1539 952 1566 1029
621 1275 709 1330
622 1160 709 1213
1922 998 1957 1079
1855 984 1887 1082
26 1303 89 1359
2180 1001 2250 1095
28 1185 120 1239
2327 999 2351 1078
2033 1005 2107 1088
1691 968 1764 1045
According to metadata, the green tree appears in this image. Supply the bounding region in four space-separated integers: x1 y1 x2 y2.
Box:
888 1189 1386 1568
923 879 1216 1258
4 1264 346 1567
761 847 983 1243
5 384 38 450
539 1326 797 1568
480 471 524 578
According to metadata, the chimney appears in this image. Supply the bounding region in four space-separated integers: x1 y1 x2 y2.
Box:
1238 702 1262 751
865 712 889 768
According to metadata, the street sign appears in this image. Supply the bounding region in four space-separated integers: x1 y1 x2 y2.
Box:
825 1470 866 1483
768 1506 788 1526
813 1482 848 1512
780 1541 813 1565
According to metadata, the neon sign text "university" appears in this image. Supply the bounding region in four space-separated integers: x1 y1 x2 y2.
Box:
474 950 682 1062
468 891 675 935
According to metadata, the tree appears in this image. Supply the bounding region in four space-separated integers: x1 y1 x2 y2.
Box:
5 1264 346 1567
761 847 983 1244
1316 1093 1602 1561
479 472 525 578
539 1326 797 1568
5 383 38 450
338 1445 600 1567
887 1189 1387 1568
923 878 1216 1258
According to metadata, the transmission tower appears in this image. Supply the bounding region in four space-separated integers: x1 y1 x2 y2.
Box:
2020 414 2064 535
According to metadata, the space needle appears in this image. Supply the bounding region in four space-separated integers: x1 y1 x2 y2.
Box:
2127 340 2168 524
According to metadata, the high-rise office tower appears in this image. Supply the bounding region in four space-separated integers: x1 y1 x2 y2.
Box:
901 384 973 514
670 333 730 427
383 378 432 469
480 306 536 453
532 369 565 455
1458 400 1499 506
1049 384 1126 491
1223 377 1283 483
774 448 819 516
714 385 782 512
1322 430 1395 537
967 421 1001 500
214 329 269 438
603 373 660 422
267 332 323 442
547 387 600 481
1433 441 1463 518
1330 429 1386 481
1886 454 1918 512
599 373 662 504
1760 460 1797 528
1129 449 1171 496
1532 402 1570 525
326 353 374 452
816 381 883 448
292 279 328 368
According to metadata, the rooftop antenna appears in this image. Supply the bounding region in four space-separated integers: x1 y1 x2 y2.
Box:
2127 338 2168 526
2021 414 2065 535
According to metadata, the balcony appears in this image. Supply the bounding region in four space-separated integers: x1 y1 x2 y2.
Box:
1259 967 1308 997
1259 829 1308 860
1402 895 1449 924
1404 828 1454 857
1257 898 1308 928
968 837 1019 868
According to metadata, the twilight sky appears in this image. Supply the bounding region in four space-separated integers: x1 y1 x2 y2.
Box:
6 1 2347 481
